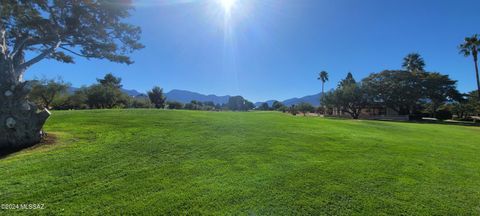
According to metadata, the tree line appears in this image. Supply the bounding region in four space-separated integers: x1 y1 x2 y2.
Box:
28 73 256 112
319 53 479 120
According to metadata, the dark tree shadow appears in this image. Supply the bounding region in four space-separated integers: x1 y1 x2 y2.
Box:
387 119 480 127
323 116 480 127
0 134 57 159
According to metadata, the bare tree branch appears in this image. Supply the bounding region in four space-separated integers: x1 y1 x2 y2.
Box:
16 40 62 72
0 29 7 56
9 36 31 59
60 46 94 58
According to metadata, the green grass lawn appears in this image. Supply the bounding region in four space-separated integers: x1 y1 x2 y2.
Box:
1 110 479 215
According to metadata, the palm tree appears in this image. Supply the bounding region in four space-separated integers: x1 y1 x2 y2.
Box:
402 53 426 73
459 34 480 98
317 71 329 99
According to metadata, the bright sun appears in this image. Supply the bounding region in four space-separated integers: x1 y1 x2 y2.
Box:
219 0 237 13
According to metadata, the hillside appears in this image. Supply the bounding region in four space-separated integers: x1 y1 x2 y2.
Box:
165 89 230 104
281 93 322 106
1 110 479 215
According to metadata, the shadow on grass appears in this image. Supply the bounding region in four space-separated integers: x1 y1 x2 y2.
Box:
376 119 480 127
0 134 57 159
319 115 480 127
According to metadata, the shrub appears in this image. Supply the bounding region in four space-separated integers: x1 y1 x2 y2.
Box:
167 101 184 110
297 102 315 116
435 109 453 120
289 105 298 116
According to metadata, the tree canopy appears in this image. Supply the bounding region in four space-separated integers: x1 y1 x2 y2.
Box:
258 102 270 111
318 71 329 83
324 73 368 119
0 0 144 83
226 96 254 111
296 102 315 116
29 77 70 109
271 101 284 110
98 73 123 88
148 86 166 109
338 72 356 88
362 70 423 114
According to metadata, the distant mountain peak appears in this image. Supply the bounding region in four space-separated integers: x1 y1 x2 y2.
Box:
165 89 231 105
256 92 323 107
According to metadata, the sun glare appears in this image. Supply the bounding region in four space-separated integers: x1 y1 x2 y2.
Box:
219 0 237 13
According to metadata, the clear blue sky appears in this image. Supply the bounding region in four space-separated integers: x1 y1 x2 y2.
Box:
26 0 480 102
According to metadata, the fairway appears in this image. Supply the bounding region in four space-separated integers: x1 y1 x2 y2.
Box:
1 110 479 215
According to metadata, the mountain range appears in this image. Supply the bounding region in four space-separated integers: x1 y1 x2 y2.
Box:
162 90 323 107
69 87 322 107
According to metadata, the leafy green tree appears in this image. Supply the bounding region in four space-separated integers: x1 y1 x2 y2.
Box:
321 90 338 113
289 105 298 116
451 101 473 120
259 103 270 111
279 105 288 113
129 97 152 109
422 72 460 117
402 53 426 73
272 101 284 110
245 101 255 110
323 73 369 119
192 100 203 110
204 101 215 107
147 86 166 109
196 101 216 111
459 34 480 98
85 84 128 109
434 108 453 121
29 78 70 109
470 90 480 113
66 87 89 110
362 70 423 115
184 102 195 110
226 96 254 111
184 100 206 110
336 83 368 119
97 73 123 88
167 101 184 110
317 71 329 101
85 74 129 109
455 91 480 119
0 1 143 148
338 72 356 88
297 102 315 116
316 106 326 115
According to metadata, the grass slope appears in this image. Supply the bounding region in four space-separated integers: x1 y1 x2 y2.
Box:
1 110 479 215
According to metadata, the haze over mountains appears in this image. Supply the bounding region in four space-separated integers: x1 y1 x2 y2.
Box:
69 87 322 107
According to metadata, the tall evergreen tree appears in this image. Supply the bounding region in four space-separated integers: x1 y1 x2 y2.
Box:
338 72 356 87
148 86 166 109
97 73 123 89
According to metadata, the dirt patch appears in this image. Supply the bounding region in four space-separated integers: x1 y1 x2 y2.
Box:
41 133 57 145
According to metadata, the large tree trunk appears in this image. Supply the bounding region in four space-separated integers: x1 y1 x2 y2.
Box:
474 55 480 98
0 64 50 149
